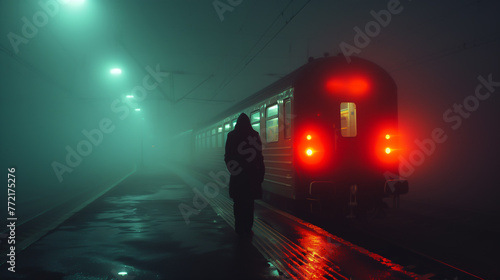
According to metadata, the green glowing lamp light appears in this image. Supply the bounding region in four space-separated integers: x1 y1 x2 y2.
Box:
110 68 122 75
61 0 86 6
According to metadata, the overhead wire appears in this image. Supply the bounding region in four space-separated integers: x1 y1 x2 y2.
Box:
389 32 500 74
0 43 72 98
215 0 295 92
210 0 312 100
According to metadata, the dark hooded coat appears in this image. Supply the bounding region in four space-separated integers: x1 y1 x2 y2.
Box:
224 113 265 200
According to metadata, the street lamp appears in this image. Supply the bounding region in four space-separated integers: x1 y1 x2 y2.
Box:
134 108 144 168
110 68 122 75
61 0 86 5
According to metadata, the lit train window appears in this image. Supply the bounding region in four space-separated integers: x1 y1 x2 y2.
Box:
266 104 279 142
284 99 291 139
340 102 357 137
251 111 260 123
206 131 210 148
267 104 278 117
252 123 260 133
212 128 216 148
217 126 222 148
224 123 230 144
251 110 260 133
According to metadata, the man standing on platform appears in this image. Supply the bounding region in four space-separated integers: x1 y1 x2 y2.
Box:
224 113 265 237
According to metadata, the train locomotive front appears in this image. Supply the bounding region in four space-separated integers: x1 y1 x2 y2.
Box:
190 55 408 217
290 56 408 215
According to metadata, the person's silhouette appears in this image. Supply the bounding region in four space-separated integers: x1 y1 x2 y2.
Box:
224 113 265 236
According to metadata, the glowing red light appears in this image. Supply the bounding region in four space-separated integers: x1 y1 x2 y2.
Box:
297 130 325 165
375 127 402 164
326 77 369 94
326 79 344 92
349 78 369 94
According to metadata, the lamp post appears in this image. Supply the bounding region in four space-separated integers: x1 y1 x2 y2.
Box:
135 108 144 169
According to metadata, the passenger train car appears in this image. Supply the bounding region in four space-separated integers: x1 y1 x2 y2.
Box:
190 55 408 216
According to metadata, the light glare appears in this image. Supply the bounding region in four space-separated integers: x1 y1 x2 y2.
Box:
385 134 390 140
327 77 369 94
306 149 313 156
385 147 391 154
110 68 122 75
61 0 85 5
135 108 141 111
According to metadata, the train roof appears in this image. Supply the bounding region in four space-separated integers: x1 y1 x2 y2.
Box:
195 55 390 130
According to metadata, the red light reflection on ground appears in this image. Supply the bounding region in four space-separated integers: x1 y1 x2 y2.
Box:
294 227 348 280
290 218 419 279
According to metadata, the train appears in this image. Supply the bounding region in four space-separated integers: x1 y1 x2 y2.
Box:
185 55 408 217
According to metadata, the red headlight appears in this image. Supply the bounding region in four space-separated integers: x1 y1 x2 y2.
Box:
376 130 399 163
297 131 325 165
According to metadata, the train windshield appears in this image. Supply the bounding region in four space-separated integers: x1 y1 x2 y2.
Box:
340 102 357 137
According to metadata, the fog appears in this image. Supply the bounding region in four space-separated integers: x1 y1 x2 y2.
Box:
1 0 499 224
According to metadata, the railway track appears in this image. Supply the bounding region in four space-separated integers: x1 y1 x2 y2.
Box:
178 168 489 279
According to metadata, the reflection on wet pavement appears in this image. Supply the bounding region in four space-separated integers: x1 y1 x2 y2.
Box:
1 172 279 280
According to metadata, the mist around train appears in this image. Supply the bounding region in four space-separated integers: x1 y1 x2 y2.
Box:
1 0 500 229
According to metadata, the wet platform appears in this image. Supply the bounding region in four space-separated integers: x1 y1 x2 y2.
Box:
0 168 275 280
0 165 466 279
